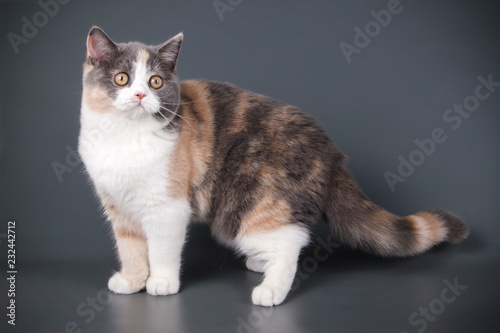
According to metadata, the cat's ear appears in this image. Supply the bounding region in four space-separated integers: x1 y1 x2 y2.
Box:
158 32 183 70
86 26 118 65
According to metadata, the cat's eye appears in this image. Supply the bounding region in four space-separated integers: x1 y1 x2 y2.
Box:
150 76 163 89
114 73 129 86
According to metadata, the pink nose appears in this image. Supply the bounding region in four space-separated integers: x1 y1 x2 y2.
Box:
135 93 146 100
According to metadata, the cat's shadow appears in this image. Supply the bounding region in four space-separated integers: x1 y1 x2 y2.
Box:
181 223 246 287
287 222 483 304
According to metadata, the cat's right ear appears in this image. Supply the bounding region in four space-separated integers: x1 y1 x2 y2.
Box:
86 26 118 66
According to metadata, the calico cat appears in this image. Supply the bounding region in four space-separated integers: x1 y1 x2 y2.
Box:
79 26 469 306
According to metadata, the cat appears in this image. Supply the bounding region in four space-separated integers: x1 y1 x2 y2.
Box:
78 26 469 306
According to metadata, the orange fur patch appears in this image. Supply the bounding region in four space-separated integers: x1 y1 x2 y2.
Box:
168 81 215 218
139 49 149 64
414 211 445 242
83 62 93 76
228 94 248 134
239 191 291 235
404 212 445 254
102 200 149 283
83 84 113 113
115 227 146 241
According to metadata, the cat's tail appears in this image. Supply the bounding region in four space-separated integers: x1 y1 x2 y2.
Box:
324 167 469 257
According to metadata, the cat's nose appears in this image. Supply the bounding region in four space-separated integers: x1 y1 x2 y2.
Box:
135 93 146 100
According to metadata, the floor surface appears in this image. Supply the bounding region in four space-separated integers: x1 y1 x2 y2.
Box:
3 223 498 333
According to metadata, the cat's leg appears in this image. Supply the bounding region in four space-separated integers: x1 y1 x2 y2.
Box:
245 257 266 273
105 205 149 294
236 225 309 306
141 199 191 296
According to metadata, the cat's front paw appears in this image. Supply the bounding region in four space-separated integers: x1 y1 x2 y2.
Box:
146 276 180 296
108 272 146 294
252 284 288 306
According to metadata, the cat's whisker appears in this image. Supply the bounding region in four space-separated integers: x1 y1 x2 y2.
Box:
157 109 192 134
159 105 197 133
155 110 177 132
163 96 207 106
159 104 197 121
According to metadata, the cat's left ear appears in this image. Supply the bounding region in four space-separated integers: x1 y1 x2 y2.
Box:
158 32 183 70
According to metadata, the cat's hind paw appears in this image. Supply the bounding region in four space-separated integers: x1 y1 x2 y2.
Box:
252 284 288 306
108 272 145 294
146 276 180 296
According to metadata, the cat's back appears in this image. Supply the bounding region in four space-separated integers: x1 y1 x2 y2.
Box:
180 79 332 145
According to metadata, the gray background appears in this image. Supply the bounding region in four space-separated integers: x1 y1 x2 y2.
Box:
0 0 499 332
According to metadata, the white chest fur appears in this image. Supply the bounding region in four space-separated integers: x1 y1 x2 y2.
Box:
78 106 178 220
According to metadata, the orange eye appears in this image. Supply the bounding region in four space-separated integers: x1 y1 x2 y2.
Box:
114 73 129 86
150 76 163 89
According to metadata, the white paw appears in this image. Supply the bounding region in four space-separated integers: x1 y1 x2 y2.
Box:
146 276 180 296
246 258 266 273
108 272 145 294
252 284 288 306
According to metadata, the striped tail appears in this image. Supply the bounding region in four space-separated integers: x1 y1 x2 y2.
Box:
325 167 469 257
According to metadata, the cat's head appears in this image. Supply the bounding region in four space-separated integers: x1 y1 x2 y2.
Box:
82 26 183 120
